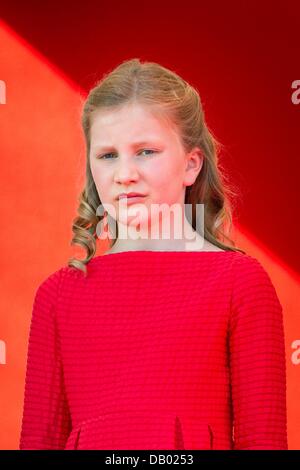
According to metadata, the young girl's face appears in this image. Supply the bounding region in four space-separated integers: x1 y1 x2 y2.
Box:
89 102 202 235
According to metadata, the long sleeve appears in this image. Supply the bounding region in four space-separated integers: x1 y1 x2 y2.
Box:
19 269 72 449
229 255 288 450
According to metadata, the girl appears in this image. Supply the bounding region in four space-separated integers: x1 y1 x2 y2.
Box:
19 58 288 450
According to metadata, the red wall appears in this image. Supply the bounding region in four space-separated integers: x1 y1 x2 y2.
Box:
0 0 299 449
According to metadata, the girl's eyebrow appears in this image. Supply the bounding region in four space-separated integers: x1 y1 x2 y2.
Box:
91 140 161 153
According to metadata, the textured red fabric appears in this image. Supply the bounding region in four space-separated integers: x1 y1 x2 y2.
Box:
19 250 288 450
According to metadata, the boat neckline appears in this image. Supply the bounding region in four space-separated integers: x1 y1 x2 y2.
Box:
99 249 234 257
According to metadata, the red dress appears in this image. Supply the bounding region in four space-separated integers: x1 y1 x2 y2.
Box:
19 250 288 450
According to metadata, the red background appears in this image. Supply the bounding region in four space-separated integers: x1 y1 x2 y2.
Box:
0 0 299 449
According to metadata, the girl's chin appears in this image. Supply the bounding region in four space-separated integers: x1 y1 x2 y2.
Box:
118 216 142 227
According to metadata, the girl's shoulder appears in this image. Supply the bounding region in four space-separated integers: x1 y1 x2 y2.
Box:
231 251 272 278
230 251 282 316
33 263 84 299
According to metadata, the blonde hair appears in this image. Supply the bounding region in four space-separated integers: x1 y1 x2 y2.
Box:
68 58 246 276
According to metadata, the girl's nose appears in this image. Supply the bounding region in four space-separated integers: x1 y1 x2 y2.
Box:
114 160 139 184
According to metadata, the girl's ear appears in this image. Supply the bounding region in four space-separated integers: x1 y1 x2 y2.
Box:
184 147 204 185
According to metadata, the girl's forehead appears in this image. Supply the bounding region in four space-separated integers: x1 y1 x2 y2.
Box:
90 106 176 142
91 103 167 125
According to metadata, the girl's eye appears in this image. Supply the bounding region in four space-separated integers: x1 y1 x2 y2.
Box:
140 149 155 156
97 153 115 160
97 149 156 160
